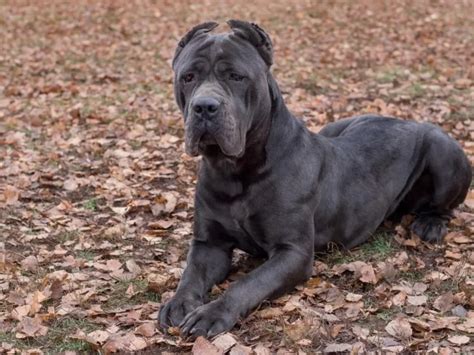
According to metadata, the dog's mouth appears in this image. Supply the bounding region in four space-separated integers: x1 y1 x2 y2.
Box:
198 132 226 156
199 132 218 147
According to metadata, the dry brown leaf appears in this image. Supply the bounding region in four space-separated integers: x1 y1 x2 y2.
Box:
323 343 352 352
85 330 110 345
257 307 284 319
392 292 407 307
125 259 142 275
20 255 38 272
212 333 237 352
135 322 156 337
284 319 310 341
151 192 178 216
447 335 470 345
63 178 78 191
385 319 412 340
147 274 170 293
192 336 223 355
433 292 454 313
345 292 363 302
103 333 148 352
352 325 370 339
16 316 48 338
407 295 427 306
229 344 252 355
253 344 271 355
330 323 345 338
333 261 378 284
27 290 47 316
4 185 20 205
11 305 31 321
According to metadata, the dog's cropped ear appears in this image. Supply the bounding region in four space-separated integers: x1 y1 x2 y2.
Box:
172 22 219 69
227 19 273 66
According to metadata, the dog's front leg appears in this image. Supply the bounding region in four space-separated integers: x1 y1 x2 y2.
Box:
158 240 233 329
180 244 313 338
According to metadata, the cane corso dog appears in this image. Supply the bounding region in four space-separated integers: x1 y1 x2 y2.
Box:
158 20 472 337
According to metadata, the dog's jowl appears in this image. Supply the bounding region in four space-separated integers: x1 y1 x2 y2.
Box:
158 20 472 337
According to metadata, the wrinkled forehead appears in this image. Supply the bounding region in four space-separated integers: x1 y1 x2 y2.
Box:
174 33 267 74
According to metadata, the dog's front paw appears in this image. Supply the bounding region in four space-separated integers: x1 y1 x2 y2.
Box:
158 293 203 330
180 299 239 338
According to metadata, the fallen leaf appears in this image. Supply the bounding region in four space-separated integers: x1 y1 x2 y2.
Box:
147 274 170 293
447 335 470 345
229 344 252 355
433 292 454 313
253 344 271 355
21 256 38 271
125 259 141 275
4 185 20 205
385 319 412 340
392 292 407 307
85 330 110 345
103 333 148 352
63 178 78 191
16 317 48 338
192 336 223 355
324 343 352 352
212 333 237 352
407 295 427 306
257 307 284 319
345 292 363 302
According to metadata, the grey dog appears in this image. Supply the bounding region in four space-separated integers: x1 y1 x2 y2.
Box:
158 20 471 338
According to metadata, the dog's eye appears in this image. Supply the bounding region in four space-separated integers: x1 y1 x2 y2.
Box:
183 73 195 83
229 73 245 81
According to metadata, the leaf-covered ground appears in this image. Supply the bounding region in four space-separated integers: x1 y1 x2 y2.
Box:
1 0 473 353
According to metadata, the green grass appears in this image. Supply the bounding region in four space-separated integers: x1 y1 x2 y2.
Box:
375 308 398 321
103 278 152 311
375 68 405 83
407 82 426 98
74 250 97 261
357 232 395 260
0 317 100 354
45 317 99 353
57 231 80 243
83 198 98 211
323 232 397 266
400 270 425 282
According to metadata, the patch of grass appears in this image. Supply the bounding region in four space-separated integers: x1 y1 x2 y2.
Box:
374 67 407 84
57 231 80 243
297 73 327 95
0 332 26 350
104 278 149 310
83 198 98 211
75 250 97 261
144 290 161 303
321 249 356 267
322 232 396 266
0 317 99 353
357 232 396 260
407 82 426 98
400 270 425 282
374 308 398 321
45 317 99 353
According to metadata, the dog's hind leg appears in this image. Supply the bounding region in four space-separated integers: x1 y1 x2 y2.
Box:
409 127 471 242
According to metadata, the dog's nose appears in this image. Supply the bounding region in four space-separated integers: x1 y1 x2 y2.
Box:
192 97 220 118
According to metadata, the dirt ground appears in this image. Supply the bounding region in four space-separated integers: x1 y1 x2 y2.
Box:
0 0 473 353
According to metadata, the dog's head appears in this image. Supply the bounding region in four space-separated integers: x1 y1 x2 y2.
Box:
172 20 275 158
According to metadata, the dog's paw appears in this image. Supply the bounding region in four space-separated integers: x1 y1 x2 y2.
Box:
411 215 447 242
179 299 239 338
158 293 203 330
